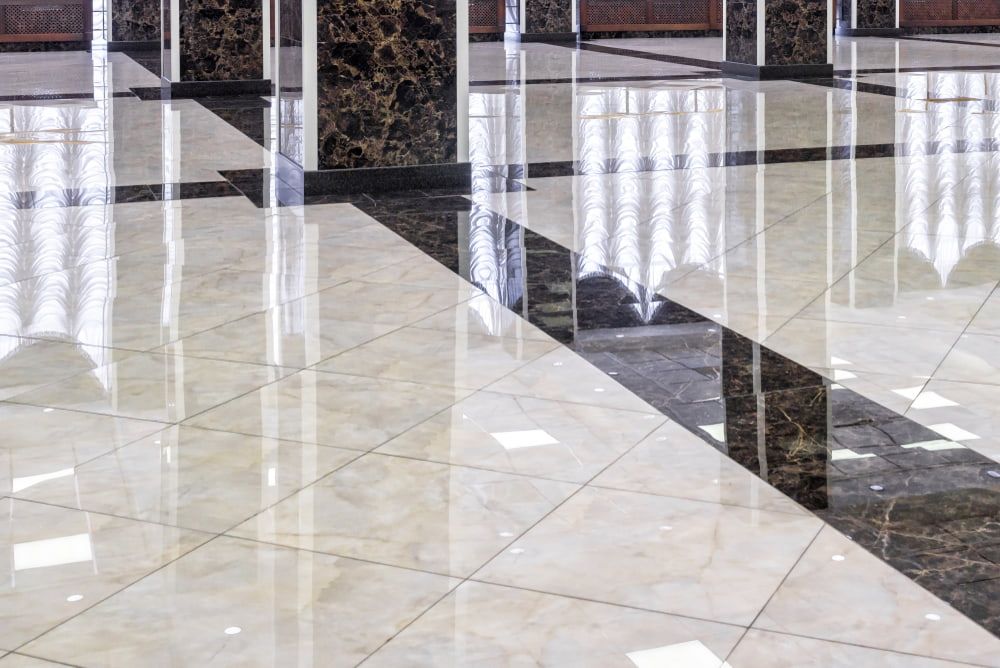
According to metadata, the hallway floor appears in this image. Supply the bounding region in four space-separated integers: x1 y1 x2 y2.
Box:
0 33 998 667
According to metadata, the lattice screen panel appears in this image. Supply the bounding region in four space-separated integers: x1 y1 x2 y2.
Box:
584 0 646 26
651 0 708 24
901 0 959 21
958 0 1000 19
470 0 499 29
2 3 85 34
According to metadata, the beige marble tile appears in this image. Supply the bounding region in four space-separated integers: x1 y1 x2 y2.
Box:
361 255 483 291
316 326 558 389
9 352 291 423
0 402 165 497
187 369 471 450
486 348 660 414
764 317 960 376
754 526 1000 665
12 425 360 533
728 629 974 668
0 654 71 667
19 536 457 667
312 280 476 326
377 390 664 483
365 581 745 667
0 499 207 649
154 309 398 368
0 338 139 401
477 486 822 626
229 454 578 577
409 293 555 342
934 333 1000 385
593 421 806 514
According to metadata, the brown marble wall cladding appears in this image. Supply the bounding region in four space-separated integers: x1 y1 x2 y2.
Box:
112 0 160 42
524 0 573 34
765 0 827 66
179 0 263 81
725 0 757 65
857 0 896 29
314 0 458 170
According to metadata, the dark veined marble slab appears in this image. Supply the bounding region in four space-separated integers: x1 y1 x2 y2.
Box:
0 181 242 209
348 192 1000 638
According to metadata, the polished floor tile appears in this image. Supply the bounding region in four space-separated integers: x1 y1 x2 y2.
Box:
486 348 662 414
409 294 556 342
9 352 292 423
229 453 578 576
187 369 471 450
377 390 664 483
477 486 822 625
0 499 208 649
754 526 1000 665
593 421 807 514
364 581 745 667
934 333 1000 385
316 326 558 389
11 425 360 533
727 629 974 668
18 536 457 667
0 402 167 496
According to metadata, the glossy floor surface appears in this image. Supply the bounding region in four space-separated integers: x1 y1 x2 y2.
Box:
0 33 998 667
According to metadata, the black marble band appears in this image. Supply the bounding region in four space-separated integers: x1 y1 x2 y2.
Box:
836 27 902 36
0 181 242 209
521 32 579 42
723 61 834 79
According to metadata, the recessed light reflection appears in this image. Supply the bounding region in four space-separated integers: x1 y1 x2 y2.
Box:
925 613 941 622
869 485 885 492
659 525 673 531
831 555 845 562
499 531 514 538
594 388 605 393
509 548 525 555
224 626 242 635
42 408 54 413
66 594 83 602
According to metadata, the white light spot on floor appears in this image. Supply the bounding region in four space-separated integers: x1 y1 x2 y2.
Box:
224 626 242 635
627 641 731 668
929 423 980 441
491 430 559 450
909 391 958 410
925 613 941 622
831 555 845 562
66 594 83 602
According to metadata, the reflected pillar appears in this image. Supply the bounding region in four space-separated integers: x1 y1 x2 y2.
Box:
109 0 160 50
723 0 832 79
277 0 470 196
517 0 577 41
836 0 899 36
161 0 268 96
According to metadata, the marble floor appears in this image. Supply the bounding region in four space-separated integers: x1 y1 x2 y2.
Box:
0 34 998 667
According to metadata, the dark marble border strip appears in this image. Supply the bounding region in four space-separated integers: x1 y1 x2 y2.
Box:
469 72 722 86
0 180 242 209
795 77 902 97
898 35 1000 49
348 190 1000 639
0 91 137 102
571 41 722 70
492 137 1000 179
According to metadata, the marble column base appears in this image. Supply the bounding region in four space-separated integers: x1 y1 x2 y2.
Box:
836 27 901 36
277 154 472 197
520 31 579 42
108 40 158 51
161 77 271 98
722 61 833 80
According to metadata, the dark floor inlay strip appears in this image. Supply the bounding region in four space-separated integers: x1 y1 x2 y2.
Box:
350 192 1000 638
469 72 722 86
0 91 137 102
0 181 242 209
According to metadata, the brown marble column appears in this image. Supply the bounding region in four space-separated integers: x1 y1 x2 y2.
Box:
161 0 268 96
836 0 899 36
518 0 577 42
109 0 161 50
723 0 833 79
276 0 470 196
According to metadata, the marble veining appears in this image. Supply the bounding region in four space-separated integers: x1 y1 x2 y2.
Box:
765 0 828 66
857 0 897 30
314 0 458 170
179 0 264 81
725 0 757 64
524 0 574 35
111 0 160 43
